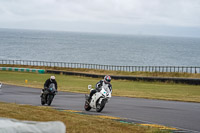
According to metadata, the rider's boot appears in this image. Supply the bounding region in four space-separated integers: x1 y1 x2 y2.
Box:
40 89 44 97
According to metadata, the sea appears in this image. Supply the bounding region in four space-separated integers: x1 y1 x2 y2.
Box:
0 28 200 66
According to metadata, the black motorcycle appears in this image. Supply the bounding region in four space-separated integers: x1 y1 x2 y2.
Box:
41 83 56 106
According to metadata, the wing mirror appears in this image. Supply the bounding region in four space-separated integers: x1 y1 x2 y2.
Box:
88 85 92 90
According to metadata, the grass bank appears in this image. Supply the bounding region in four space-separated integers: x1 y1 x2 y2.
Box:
0 102 170 133
1 71 200 102
1 64 200 78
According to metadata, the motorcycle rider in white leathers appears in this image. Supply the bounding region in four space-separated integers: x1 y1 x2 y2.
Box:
87 75 112 103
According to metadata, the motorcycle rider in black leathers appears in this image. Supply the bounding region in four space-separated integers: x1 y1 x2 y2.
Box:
41 76 58 97
87 75 112 102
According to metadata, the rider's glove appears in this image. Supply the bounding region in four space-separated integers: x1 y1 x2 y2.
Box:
96 87 101 92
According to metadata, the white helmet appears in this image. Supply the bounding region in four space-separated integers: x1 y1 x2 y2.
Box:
50 76 55 80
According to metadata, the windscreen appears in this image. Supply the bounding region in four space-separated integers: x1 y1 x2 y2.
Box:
102 84 111 94
49 83 56 92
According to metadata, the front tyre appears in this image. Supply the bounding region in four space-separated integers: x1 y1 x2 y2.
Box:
47 95 54 106
96 99 106 112
41 94 45 105
84 101 91 111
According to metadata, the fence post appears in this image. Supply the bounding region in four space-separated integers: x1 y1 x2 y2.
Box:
2 60 200 74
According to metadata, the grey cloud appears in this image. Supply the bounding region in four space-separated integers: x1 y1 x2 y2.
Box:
0 0 200 36
1 0 200 25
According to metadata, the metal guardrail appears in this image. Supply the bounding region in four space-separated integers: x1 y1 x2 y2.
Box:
0 60 200 73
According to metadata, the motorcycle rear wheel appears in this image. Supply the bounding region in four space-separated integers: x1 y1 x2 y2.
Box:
84 101 91 111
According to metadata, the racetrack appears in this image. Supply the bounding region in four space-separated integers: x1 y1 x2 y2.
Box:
0 84 200 132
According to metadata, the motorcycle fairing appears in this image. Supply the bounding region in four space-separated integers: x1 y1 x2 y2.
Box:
90 92 102 108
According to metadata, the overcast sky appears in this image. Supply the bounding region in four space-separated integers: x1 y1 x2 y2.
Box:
0 0 200 37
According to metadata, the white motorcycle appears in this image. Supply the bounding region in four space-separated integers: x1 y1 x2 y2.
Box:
84 84 112 112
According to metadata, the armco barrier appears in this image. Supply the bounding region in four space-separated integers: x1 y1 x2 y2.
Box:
46 70 200 85
0 67 45 74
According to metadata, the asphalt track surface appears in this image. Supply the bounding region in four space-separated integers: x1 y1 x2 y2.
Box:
0 84 200 133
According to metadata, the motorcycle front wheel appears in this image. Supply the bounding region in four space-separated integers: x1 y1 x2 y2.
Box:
41 94 45 105
96 99 106 112
47 95 54 106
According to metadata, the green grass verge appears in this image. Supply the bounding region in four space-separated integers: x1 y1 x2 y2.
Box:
1 64 200 78
0 102 171 133
0 71 200 102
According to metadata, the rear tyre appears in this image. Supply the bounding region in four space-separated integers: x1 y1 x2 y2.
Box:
84 101 91 111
